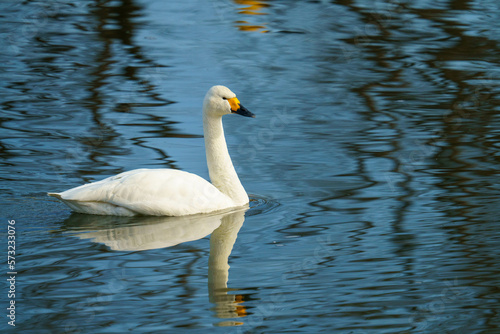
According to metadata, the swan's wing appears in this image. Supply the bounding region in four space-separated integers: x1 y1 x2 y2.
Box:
51 169 234 216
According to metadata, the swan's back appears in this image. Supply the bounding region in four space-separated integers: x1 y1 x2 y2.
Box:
49 169 234 216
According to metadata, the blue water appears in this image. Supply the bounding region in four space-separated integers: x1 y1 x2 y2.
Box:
1 0 500 333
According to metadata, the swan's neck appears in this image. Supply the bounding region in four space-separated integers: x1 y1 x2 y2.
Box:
203 113 249 205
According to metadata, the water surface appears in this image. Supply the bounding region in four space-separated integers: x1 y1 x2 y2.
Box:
1 0 500 333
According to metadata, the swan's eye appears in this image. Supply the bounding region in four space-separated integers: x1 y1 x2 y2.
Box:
222 97 227 100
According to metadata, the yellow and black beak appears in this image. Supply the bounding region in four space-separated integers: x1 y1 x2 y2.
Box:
227 97 255 118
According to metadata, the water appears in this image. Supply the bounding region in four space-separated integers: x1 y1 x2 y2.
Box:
1 0 500 332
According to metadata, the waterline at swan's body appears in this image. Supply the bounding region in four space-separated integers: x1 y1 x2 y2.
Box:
48 85 255 216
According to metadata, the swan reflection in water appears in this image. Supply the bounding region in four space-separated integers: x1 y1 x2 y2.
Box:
61 208 248 326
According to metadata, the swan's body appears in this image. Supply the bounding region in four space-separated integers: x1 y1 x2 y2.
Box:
48 85 255 216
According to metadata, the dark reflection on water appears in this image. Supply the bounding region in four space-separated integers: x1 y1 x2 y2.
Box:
1 0 500 333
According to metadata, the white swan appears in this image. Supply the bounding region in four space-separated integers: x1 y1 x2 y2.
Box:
48 85 255 216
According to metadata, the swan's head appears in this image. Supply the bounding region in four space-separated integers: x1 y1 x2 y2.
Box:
203 85 255 118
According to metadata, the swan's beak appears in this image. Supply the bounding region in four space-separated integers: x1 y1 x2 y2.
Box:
228 97 255 118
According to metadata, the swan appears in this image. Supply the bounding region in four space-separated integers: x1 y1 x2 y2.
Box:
48 85 255 216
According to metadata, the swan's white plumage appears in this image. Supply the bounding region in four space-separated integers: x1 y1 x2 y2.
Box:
48 85 254 216
49 169 234 216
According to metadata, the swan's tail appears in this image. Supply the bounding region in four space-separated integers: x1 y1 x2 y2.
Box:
47 192 63 199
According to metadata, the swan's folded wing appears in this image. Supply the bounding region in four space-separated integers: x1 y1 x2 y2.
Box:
54 169 234 216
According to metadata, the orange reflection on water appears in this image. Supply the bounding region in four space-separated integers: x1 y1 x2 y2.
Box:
233 0 270 33
235 21 268 32
235 0 270 15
